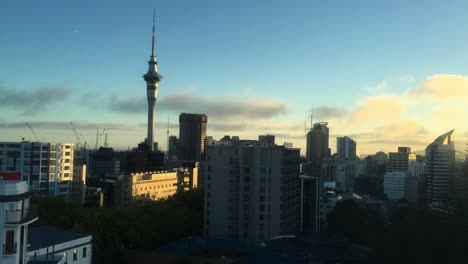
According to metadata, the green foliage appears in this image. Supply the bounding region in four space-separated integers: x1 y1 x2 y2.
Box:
326 200 384 244
31 188 204 264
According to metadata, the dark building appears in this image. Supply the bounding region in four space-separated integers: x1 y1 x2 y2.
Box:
168 135 178 156
89 147 120 178
178 113 207 161
306 122 329 168
425 130 456 213
336 136 357 160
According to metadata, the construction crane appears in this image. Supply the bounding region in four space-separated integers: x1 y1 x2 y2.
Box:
69 122 83 149
25 122 41 142
94 128 106 149
104 133 109 148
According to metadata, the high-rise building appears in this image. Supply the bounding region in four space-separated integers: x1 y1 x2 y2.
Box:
89 147 120 177
425 130 456 213
143 12 163 151
383 171 407 201
336 136 357 160
204 135 300 241
0 141 75 199
168 135 178 157
178 113 208 162
387 147 416 173
306 122 329 168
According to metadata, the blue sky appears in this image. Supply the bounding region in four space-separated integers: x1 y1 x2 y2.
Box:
1 0 468 154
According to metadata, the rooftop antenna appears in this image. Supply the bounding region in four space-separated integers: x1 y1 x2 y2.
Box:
304 120 307 138
310 107 314 130
104 133 109 148
167 116 170 152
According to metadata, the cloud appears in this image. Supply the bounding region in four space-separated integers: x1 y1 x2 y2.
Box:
314 106 347 120
410 74 468 100
0 86 69 114
109 90 287 120
350 95 403 125
366 81 387 94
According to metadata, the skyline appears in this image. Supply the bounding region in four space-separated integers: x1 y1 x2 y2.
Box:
1 0 468 154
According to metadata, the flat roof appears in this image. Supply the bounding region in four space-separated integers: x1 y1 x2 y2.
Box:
28 226 90 251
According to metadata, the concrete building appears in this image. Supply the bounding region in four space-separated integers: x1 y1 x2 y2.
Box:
27 226 92 264
306 122 329 168
178 113 208 162
0 142 75 199
383 171 407 201
204 135 300 242
0 176 38 264
336 136 357 160
323 157 363 192
168 135 178 157
425 130 456 213
374 151 388 166
143 11 163 151
114 165 199 206
387 147 416 173
89 147 120 177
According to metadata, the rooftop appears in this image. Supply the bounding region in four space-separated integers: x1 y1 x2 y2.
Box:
28 226 89 251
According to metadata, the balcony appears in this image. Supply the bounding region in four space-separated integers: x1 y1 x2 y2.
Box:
3 243 17 255
5 207 38 225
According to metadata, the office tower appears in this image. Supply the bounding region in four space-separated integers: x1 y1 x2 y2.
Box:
306 122 329 168
143 12 163 151
204 135 300 241
387 147 416 173
383 171 407 200
0 142 74 199
426 130 456 213
178 113 208 161
374 151 389 165
168 136 178 156
89 147 120 177
336 136 357 160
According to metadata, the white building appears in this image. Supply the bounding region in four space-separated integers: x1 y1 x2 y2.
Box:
383 172 407 201
204 135 301 241
0 177 38 264
0 142 75 199
27 226 92 264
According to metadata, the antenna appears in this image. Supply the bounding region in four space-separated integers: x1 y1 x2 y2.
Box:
104 133 109 148
304 120 307 138
151 8 156 58
167 116 170 152
310 107 313 129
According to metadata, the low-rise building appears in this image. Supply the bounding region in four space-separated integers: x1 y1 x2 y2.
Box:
27 226 92 264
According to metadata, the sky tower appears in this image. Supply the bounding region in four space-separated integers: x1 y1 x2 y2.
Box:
143 10 163 151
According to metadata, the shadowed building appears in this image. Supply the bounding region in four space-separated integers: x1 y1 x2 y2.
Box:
306 122 330 168
178 113 208 162
425 130 456 213
336 136 357 160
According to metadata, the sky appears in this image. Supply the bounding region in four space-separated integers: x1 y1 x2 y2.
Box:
1 0 468 155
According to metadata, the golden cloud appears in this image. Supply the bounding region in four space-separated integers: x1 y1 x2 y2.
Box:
350 95 403 125
411 74 468 100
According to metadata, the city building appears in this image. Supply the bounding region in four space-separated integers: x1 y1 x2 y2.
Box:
0 142 76 199
143 11 163 151
383 171 407 201
323 157 363 192
204 135 300 241
27 226 92 264
0 175 38 264
387 147 416 173
114 165 199 206
89 147 120 178
374 151 389 166
336 136 357 160
306 122 330 168
168 135 178 157
178 113 208 162
425 130 456 213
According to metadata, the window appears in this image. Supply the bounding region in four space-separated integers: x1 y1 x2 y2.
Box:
82 247 87 258
73 249 77 261
65 152 70 156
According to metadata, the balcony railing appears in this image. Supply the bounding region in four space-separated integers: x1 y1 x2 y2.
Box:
3 243 17 255
5 207 38 225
